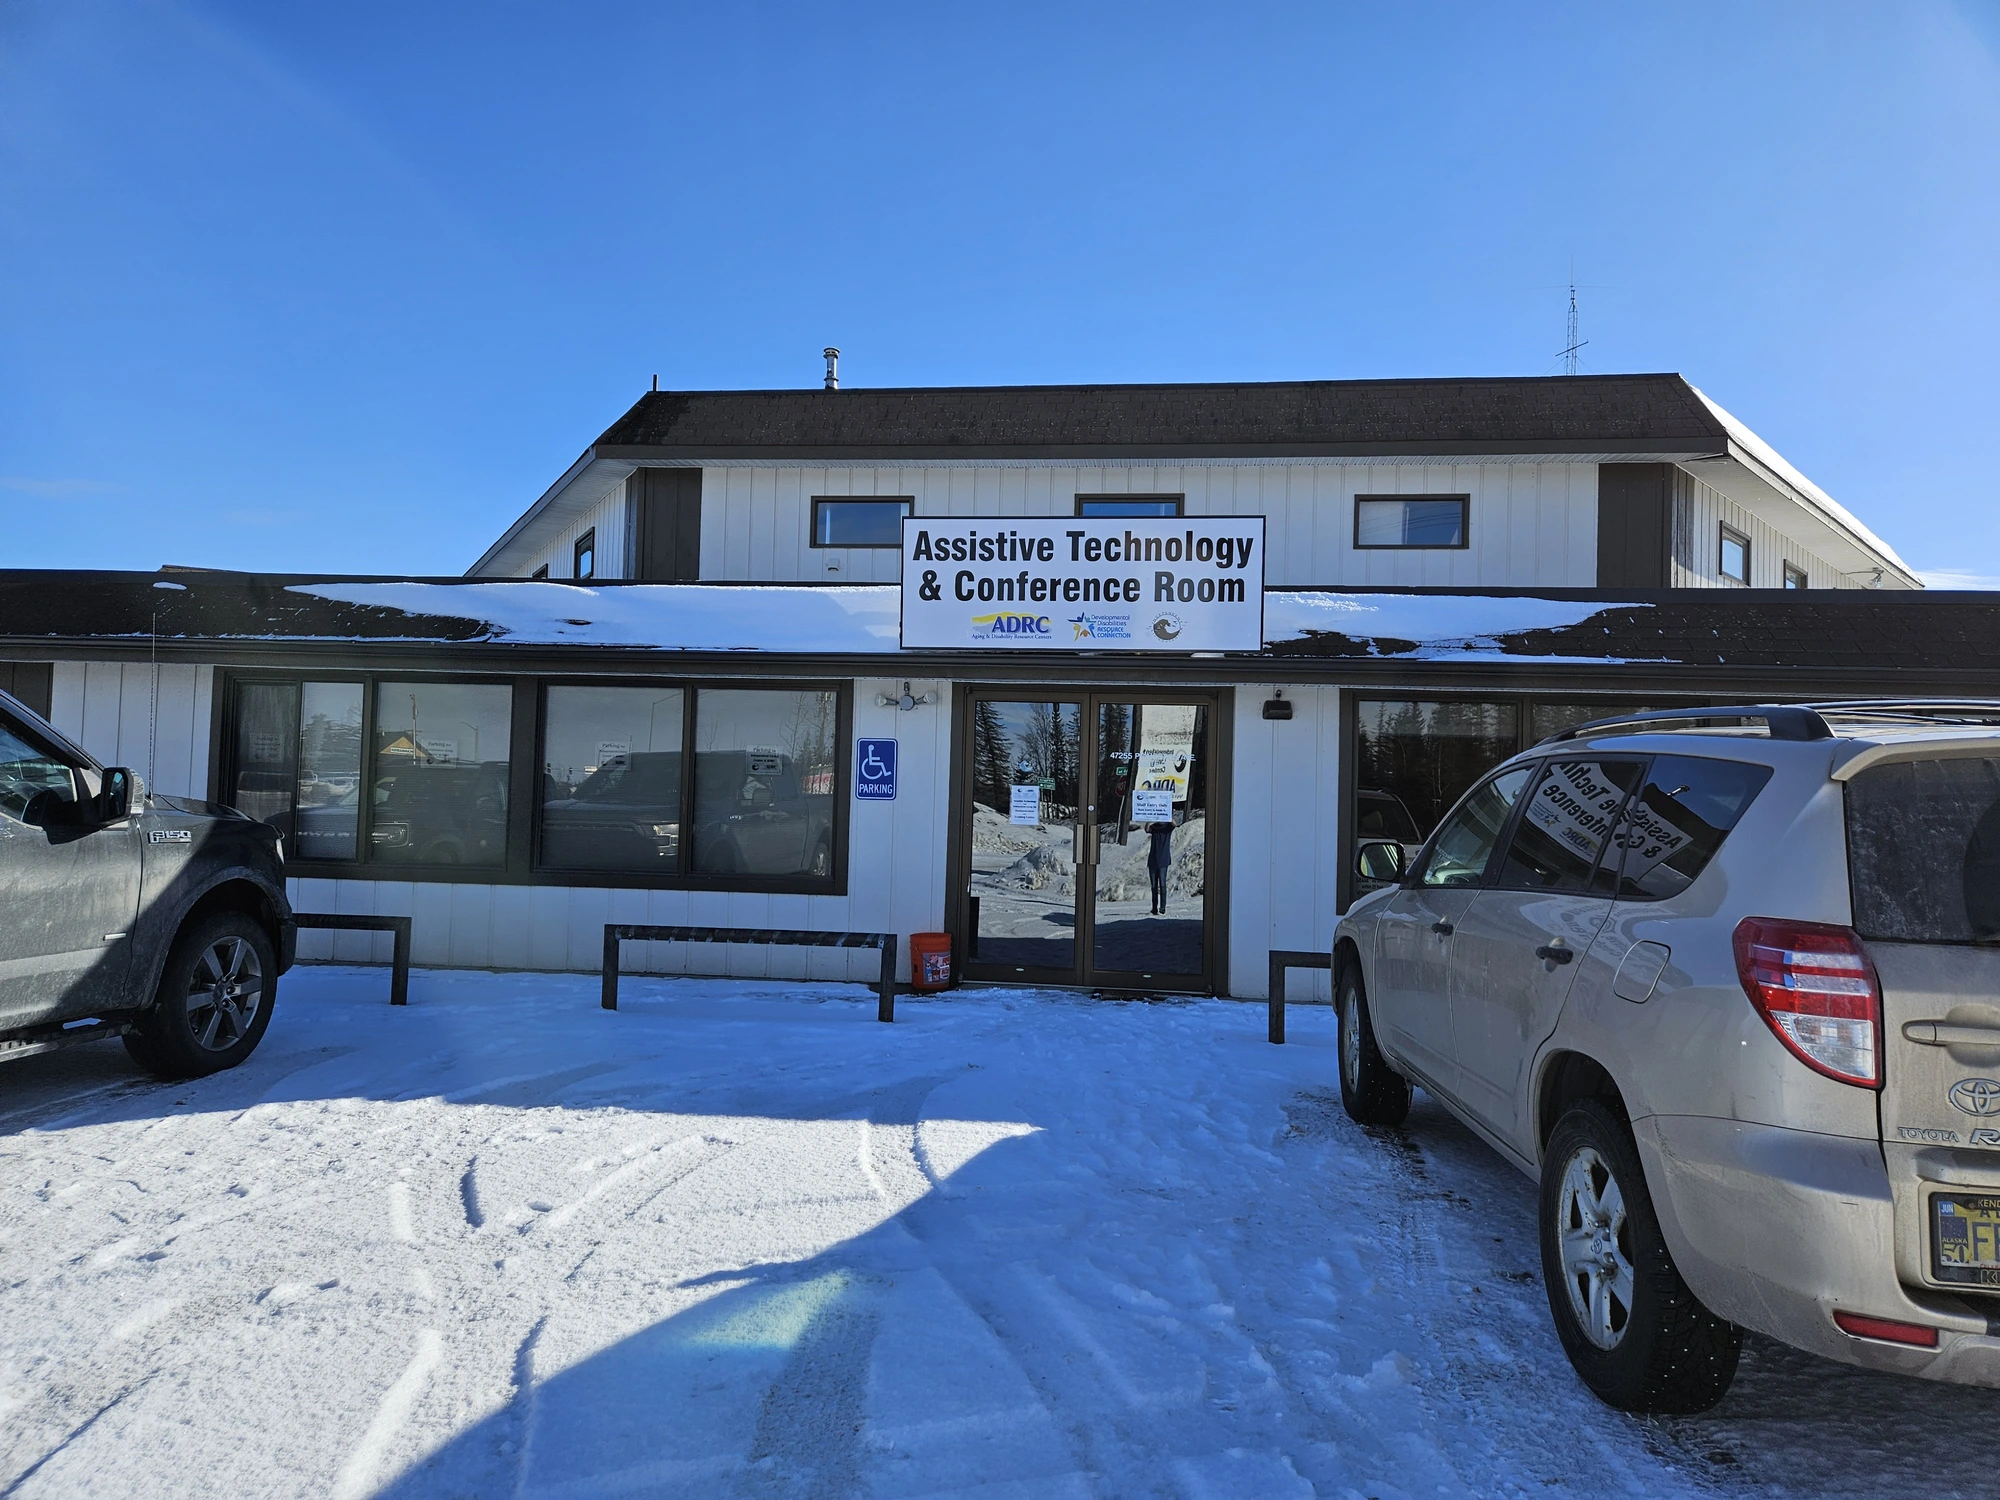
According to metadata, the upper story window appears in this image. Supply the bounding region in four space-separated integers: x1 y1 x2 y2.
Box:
573 530 596 579
1354 495 1468 549
812 497 912 548
530 565 549 580
1719 524 1749 585
1783 562 1807 590
1075 496 1183 518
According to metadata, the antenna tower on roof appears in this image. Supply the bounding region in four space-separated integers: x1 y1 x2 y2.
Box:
1558 260 1588 376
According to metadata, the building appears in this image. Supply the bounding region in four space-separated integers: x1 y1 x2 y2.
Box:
0 374 1955 1003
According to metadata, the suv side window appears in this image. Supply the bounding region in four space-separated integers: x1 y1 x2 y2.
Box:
1418 765 1533 887
1495 758 1645 891
0 717 78 820
1605 753 1772 901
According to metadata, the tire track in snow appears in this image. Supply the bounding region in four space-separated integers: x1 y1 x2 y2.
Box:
331 1329 443 1500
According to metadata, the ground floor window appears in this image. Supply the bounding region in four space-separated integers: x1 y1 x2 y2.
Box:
1345 695 1695 909
221 672 848 890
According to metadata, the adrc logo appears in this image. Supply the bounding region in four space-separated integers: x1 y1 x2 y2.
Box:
970 612 1052 640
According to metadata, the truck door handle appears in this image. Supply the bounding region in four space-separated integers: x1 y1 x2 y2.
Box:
1431 921 1454 936
1535 944 1574 965
1902 1020 2000 1047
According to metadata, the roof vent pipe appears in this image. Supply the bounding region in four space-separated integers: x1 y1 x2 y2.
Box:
823 347 840 390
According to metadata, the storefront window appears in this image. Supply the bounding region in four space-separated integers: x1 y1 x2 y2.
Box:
691 688 838 878
369 682 512 868
230 682 299 837
1356 700 1519 851
541 686 685 872
295 683 364 860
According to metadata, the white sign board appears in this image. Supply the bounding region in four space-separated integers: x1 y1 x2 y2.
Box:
596 740 631 769
1131 789 1175 822
1009 784 1042 825
900 517 1265 651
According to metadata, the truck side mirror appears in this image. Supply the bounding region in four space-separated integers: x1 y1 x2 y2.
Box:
97 767 136 822
1355 839 1405 883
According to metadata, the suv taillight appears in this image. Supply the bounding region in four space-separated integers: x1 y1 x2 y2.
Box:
1732 917 1882 1089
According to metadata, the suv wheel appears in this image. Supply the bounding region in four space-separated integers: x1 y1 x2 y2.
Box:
1539 1099 1741 1413
125 911 277 1081
1336 964 1411 1126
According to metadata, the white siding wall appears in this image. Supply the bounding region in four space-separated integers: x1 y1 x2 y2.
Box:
697 462 1601 588
289 678 954 984
1670 470 1845 589
48 662 214 799
1227 684 1342 1000
520 485 630 580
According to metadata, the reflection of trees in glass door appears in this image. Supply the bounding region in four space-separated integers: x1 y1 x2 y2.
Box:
965 700 1083 975
961 692 1214 991
1089 702 1208 983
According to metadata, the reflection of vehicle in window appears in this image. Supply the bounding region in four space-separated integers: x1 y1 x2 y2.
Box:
369 764 509 865
541 752 683 871
1353 787 1423 892
693 751 834 877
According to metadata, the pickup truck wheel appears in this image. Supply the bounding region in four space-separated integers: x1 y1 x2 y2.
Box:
1539 1099 1740 1414
1336 965 1411 1126
124 911 277 1081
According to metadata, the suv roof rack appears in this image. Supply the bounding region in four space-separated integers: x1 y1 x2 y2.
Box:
1545 699 2000 746
1543 706 1834 744
1798 699 2000 721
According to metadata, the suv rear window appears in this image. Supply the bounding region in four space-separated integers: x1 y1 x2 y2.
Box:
1847 756 2000 942
1608 754 1771 901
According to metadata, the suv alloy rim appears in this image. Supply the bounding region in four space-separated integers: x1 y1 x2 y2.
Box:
1556 1144 1634 1350
187 936 263 1052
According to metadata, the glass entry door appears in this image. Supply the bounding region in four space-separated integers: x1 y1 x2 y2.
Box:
961 692 1214 991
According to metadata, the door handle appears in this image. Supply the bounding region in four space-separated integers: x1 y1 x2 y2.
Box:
1431 921 1454 936
1903 1020 2000 1047
1535 944 1575 965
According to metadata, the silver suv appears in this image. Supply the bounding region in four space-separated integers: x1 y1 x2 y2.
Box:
1333 703 2000 1413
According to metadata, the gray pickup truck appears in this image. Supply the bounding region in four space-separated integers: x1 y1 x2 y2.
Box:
0 686 294 1079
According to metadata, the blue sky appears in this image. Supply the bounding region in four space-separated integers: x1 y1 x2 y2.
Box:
2 1 1996 581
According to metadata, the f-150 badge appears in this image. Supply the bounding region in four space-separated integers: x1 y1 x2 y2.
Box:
148 828 193 844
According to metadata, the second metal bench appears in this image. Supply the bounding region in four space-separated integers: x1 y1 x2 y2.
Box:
600 925 899 1021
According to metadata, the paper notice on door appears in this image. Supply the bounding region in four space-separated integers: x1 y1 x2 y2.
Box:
1135 703 1197 804
1132 789 1175 823
1009 784 1042 825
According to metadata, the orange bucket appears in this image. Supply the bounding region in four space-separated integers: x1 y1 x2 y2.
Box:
909 932 954 992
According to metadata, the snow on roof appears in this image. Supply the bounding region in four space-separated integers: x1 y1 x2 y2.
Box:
292 580 1633 658
1688 385 1913 579
294 580 905 651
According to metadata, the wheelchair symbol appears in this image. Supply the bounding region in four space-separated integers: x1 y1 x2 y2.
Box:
855 738 897 800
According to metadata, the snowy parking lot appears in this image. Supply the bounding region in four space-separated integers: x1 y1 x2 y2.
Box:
1 969 1993 1499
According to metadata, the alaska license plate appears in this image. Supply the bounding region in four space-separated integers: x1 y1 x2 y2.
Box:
1932 1193 2000 1287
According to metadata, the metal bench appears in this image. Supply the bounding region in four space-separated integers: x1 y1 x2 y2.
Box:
1266 948 1332 1045
600 925 899 1021
293 914 413 1006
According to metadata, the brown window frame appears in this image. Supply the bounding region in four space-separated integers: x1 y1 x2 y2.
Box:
1353 494 1471 550
215 670 852 895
